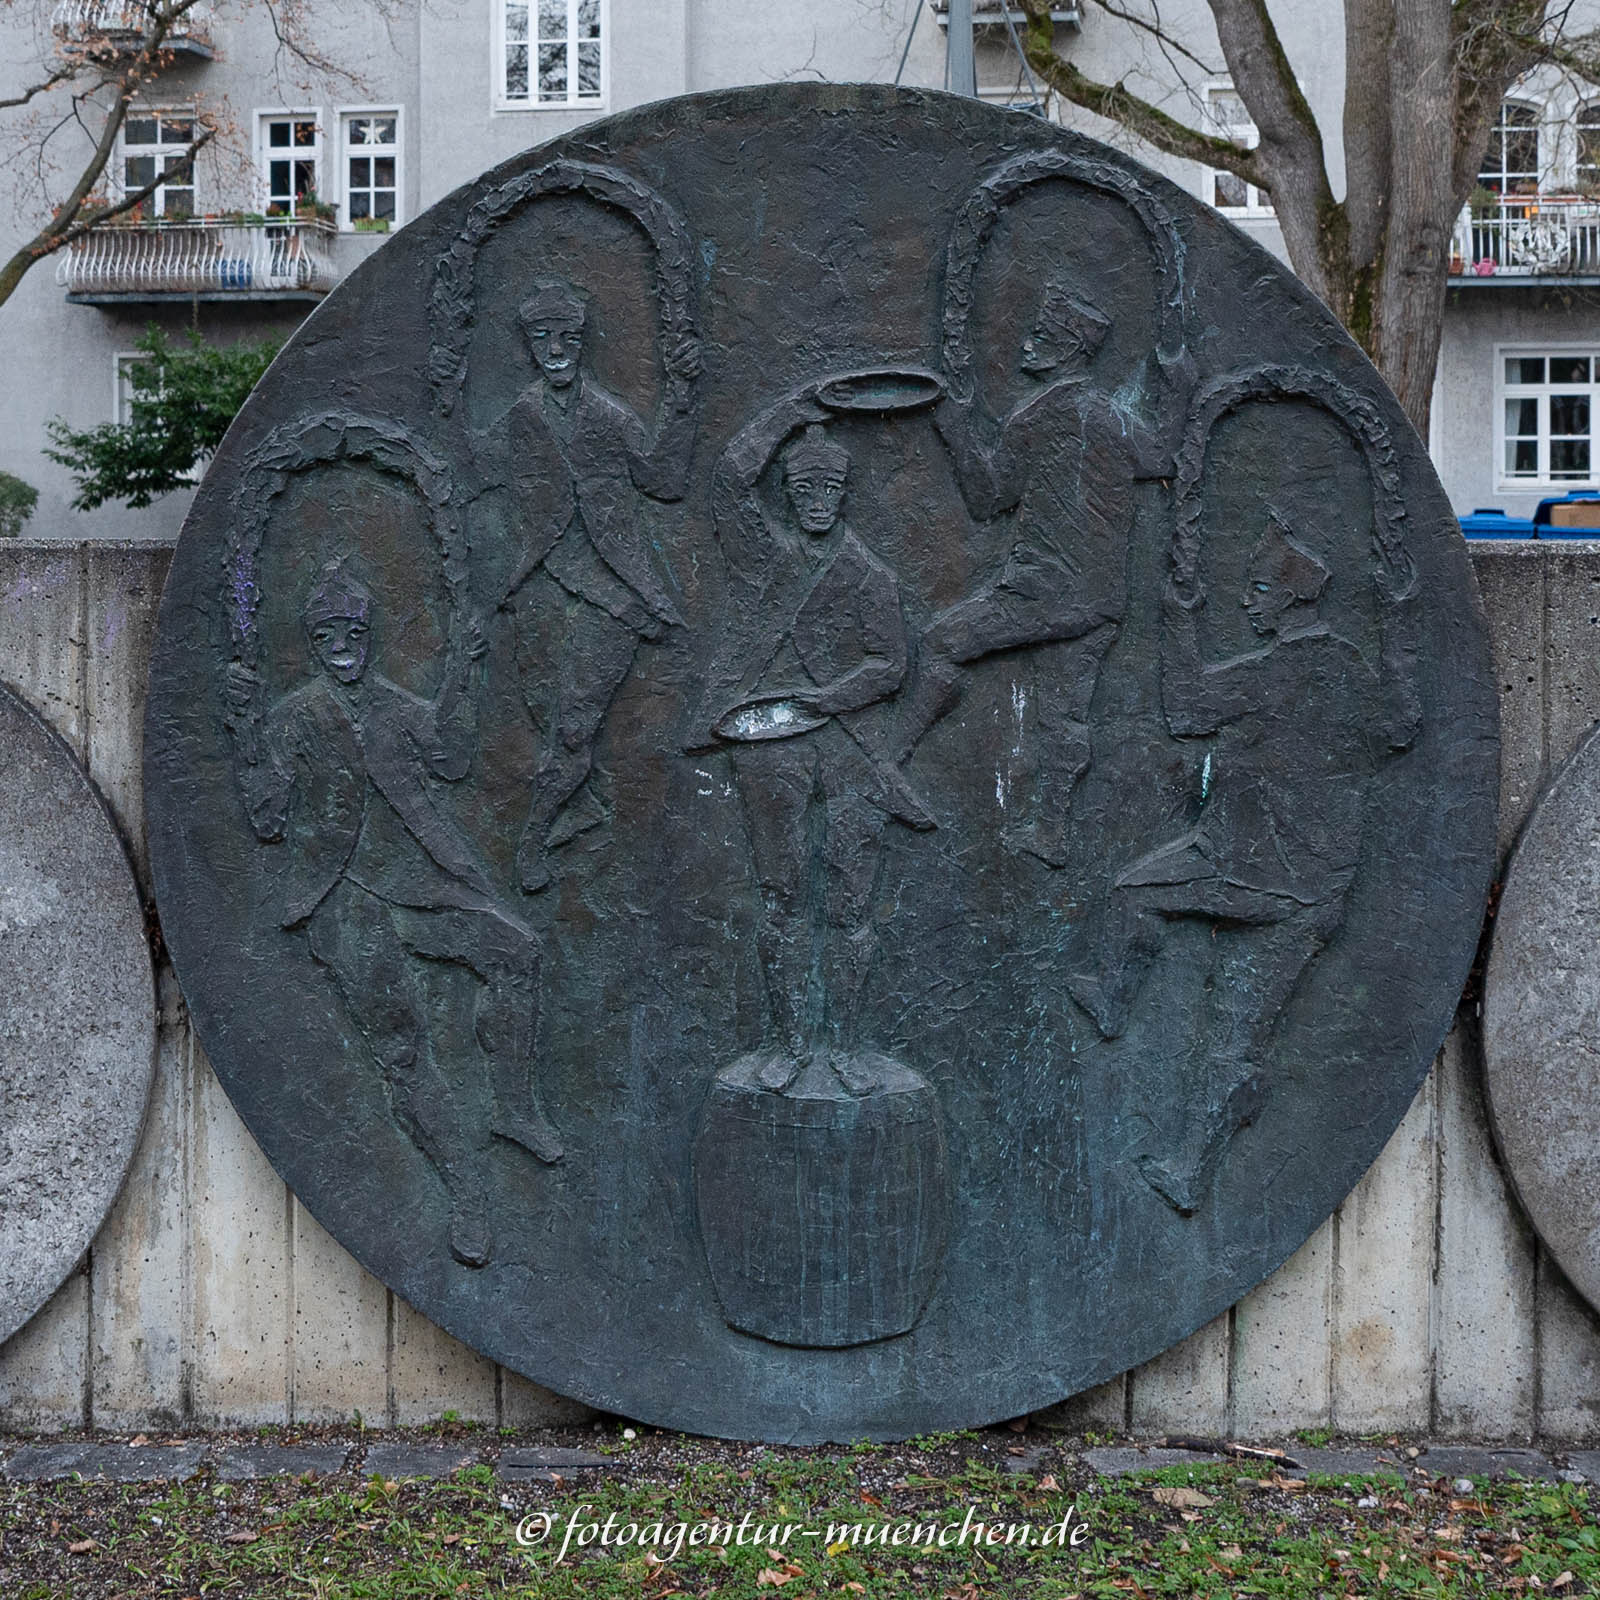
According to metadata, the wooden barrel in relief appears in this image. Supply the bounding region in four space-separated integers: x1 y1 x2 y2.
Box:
694 1050 951 1348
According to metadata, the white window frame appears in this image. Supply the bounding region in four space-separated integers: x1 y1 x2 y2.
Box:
255 109 325 216
1495 343 1600 490
494 0 607 112
337 105 403 231
1204 83 1273 218
1478 97 1545 199
117 106 199 219
113 351 200 484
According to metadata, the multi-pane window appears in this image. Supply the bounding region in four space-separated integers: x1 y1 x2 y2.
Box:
502 0 602 107
1478 101 1541 197
115 353 199 482
1205 87 1272 215
115 353 144 426
121 111 195 219
342 112 399 227
1578 102 1600 194
1500 352 1599 485
260 115 322 215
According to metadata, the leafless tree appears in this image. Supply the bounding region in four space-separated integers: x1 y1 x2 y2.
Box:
1018 0 1600 433
0 0 391 311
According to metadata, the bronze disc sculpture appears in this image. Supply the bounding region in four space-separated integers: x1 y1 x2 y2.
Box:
146 86 1498 1441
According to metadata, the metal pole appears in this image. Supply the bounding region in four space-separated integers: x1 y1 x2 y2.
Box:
948 0 977 98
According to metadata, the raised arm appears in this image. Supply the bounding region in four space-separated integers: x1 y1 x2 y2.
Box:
1160 585 1262 738
420 615 488 782
931 392 1028 522
1374 539 1423 753
709 388 831 584
625 331 704 502
222 662 294 840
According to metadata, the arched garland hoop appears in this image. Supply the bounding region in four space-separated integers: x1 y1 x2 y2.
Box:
940 146 1191 407
427 158 701 418
222 412 467 678
1171 365 1415 603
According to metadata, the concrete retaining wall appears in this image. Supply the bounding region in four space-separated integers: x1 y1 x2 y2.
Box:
1 539 1596 1439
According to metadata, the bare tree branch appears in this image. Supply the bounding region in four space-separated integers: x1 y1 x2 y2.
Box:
1084 0 1223 79
1017 0 1270 185
0 62 77 113
1204 0 1330 191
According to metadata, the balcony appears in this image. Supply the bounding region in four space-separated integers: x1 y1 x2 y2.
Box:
1451 196 1600 282
931 1 1082 27
56 216 339 304
51 2 214 58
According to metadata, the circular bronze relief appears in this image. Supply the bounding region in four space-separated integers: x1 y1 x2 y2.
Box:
147 86 1497 1441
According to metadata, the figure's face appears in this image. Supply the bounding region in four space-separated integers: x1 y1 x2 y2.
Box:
785 467 847 536
1241 575 1297 635
1023 314 1092 377
525 312 585 388
308 612 371 683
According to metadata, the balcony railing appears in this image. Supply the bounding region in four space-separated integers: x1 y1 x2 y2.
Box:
931 1 1082 26
51 2 214 55
1451 196 1600 278
56 216 339 302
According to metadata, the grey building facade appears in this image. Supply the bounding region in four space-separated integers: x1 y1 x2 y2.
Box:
1 0 1597 536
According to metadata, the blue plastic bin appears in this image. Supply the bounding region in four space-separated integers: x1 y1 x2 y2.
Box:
1459 507 1535 539
1533 490 1600 537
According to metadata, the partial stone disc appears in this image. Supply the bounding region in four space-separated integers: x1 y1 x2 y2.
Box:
1485 724 1600 1313
0 684 155 1345
146 85 1498 1441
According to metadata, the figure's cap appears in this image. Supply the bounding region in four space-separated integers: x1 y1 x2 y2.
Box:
783 423 849 477
1035 278 1111 354
303 559 373 625
518 277 589 326
1251 514 1330 602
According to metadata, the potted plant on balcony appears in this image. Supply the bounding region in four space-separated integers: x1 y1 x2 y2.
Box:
294 190 337 224
352 216 390 234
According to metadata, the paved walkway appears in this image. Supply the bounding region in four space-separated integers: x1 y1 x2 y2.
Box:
1 1437 1594 1485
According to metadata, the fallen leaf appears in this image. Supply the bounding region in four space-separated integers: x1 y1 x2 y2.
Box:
845 1586 866 1595
442 1533 461 1545
756 1570 795 1588
1006 1417 1028 1432
223 1531 258 1545
1180 1510 1201 1522
67 1539 99 1554
1552 1574 1575 1593
1436 1525 1463 1542
1269 1473 1308 1491
1039 1474 1060 1491
127 1434 149 1447
1221 1544 1244 1559
1151 1485 1213 1509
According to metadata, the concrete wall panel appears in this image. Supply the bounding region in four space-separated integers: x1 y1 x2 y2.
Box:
0 541 1598 1439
